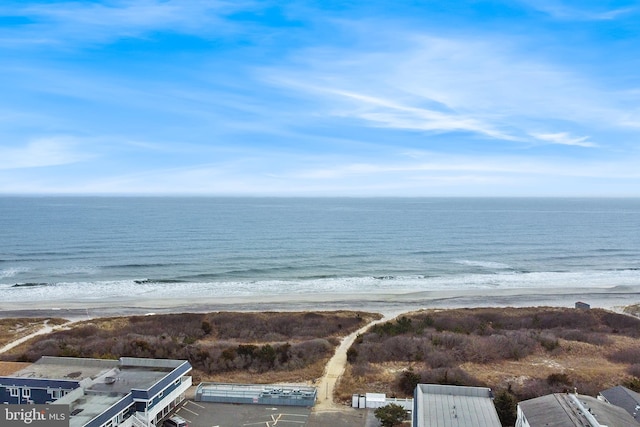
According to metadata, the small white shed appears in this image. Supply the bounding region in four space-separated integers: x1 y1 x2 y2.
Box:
365 393 387 408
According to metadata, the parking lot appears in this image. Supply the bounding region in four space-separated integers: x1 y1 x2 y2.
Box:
170 401 312 427
161 400 380 427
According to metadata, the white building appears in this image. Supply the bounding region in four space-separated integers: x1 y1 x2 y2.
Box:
0 356 192 427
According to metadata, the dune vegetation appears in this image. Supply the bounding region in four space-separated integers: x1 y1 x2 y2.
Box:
337 307 640 404
0 311 380 384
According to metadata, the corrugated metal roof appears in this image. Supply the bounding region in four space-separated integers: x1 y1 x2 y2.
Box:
519 393 640 427
414 384 501 427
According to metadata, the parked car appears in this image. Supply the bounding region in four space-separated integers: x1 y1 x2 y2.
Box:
163 415 188 427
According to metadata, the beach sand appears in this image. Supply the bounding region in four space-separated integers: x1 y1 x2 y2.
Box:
1 284 639 319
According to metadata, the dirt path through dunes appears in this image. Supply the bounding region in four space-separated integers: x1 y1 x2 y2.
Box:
314 313 396 411
0 319 76 354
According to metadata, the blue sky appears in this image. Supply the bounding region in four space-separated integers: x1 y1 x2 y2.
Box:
1 0 639 196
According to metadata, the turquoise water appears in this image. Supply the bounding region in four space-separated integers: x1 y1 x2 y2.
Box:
1 197 639 303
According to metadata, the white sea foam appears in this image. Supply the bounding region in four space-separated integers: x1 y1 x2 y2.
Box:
455 260 512 269
0 267 30 279
51 265 100 276
3 269 639 303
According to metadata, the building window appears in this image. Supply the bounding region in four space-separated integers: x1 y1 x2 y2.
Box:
49 389 62 399
22 388 30 398
9 388 19 397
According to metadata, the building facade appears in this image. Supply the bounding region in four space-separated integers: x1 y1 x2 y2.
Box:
0 356 192 427
195 382 316 407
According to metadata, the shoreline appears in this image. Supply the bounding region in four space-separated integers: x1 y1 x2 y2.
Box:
1 284 639 320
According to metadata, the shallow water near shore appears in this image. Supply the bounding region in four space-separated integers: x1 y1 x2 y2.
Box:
1 197 639 313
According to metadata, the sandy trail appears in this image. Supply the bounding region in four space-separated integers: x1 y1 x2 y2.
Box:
313 312 399 412
0 319 76 354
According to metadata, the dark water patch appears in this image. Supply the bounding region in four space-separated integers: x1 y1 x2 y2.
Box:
15 255 101 263
16 251 84 257
179 266 300 281
299 274 340 280
12 282 50 288
106 263 186 269
134 278 187 285
326 253 367 259
593 248 636 253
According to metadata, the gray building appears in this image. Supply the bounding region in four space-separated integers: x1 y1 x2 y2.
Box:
195 382 316 407
412 384 501 427
516 392 640 427
599 385 640 422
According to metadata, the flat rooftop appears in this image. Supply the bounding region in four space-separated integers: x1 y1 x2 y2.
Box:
66 392 125 427
89 366 172 394
10 356 117 381
8 357 182 390
3 357 191 427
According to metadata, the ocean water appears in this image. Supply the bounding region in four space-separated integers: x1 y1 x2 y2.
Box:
1 197 639 304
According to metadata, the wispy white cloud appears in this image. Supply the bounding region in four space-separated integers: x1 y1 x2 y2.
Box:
531 132 597 147
0 0 256 48
318 88 516 140
518 0 636 21
0 137 93 169
291 154 638 181
3 145 639 195
266 31 633 150
79 152 640 195
1 1 639 196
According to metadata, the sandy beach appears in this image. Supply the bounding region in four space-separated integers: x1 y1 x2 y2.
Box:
2 284 639 319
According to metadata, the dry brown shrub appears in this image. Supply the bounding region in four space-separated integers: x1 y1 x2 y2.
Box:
335 363 395 404
343 307 640 401
0 310 376 388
